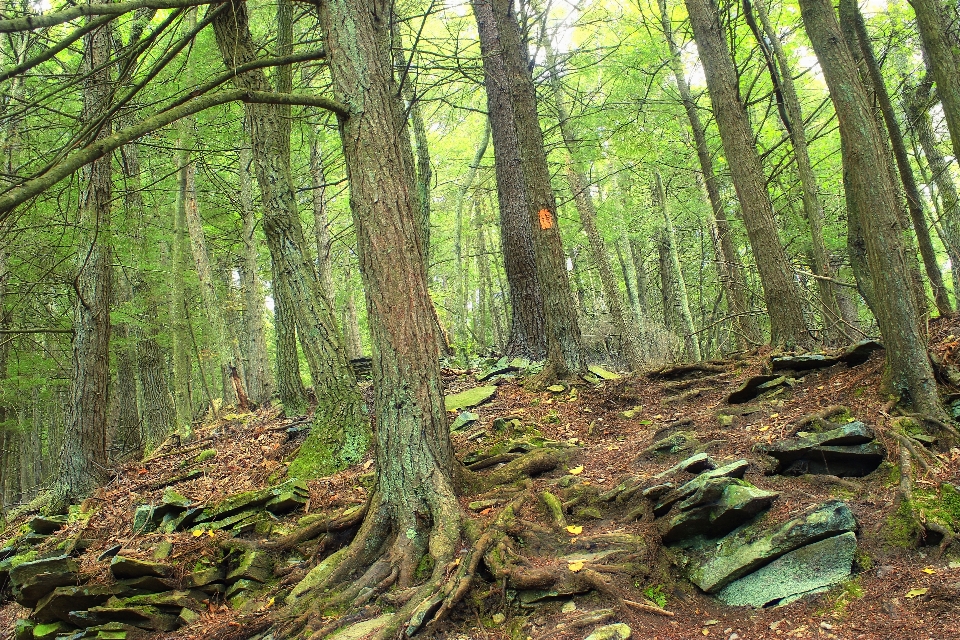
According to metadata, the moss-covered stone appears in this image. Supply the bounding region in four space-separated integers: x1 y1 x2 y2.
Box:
287 410 371 480
31 620 73 640
444 385 497 411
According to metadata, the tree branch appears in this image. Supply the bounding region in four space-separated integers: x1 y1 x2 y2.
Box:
0 0 218 33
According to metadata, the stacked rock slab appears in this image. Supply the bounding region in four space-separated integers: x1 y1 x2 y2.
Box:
760 421 884 477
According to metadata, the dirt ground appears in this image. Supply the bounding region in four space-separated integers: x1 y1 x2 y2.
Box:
3 327 960 640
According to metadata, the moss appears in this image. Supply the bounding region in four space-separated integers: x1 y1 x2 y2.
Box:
183 448 217 468
414 554 435 582
287 407 370 481
884 500 922 548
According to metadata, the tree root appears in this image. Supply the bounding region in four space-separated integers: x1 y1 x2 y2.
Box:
790 405 850 430
898 412 960 441
261 502 367 551
889 431 935 475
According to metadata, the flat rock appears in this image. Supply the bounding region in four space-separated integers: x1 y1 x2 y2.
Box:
110 556 172 580
771 354 841 372
583 623 632 640
8 555 79 607
727 375 782 404
690 500 856 592
30 620 74 640
841 340 883 366
662 482 778 544
114 576 176 595
450 411 479 432
640 431 697 457
444 386 497 411
110 590 202 611
68 606 180 632
226 549 272 584
33 585 119 623
679 453 717 474
28 516 68 535
68 623 152 639
762 425 884 476
185 565 225 588
716 532 856 607
654 460 750 516
587 365 621 380
330 614 396 640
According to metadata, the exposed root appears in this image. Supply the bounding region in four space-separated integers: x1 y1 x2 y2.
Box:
889 431 935 475
898 412 960 441
261 502 367 551
647 362 731 381
790 405 850 429
481 447 568 488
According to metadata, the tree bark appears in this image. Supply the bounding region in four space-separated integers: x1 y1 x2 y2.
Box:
684 0 812 349
54 12 113 509
273 266 308 415
214 0 368 474
799 0 943 415
658 0 759 348
846 0 951 316
910 0 960 166
472 0 547 360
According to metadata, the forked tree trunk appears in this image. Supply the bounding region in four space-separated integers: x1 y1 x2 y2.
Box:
799 0 943 415
472 0 547 360
684 0 812 349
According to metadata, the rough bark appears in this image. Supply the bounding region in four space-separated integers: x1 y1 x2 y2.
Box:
910 0 960 166
472 0 547 360
658 0 759 348
489 0 586 380
53 13 113 509
799 0 943 415
214 0 368 474
847 0 951 316
684 0 812 348
748 0 855 341
273 266 308 415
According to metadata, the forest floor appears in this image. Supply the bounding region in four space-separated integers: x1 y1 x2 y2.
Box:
3 324 960 640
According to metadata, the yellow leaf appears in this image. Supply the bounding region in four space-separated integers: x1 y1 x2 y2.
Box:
262 597 275 610
769 413 779 418
192 530 204 537
570 537 578 543
922 568 936 574
905 588 928 598
567 561 584 572
569 466 584 475
208 530 216 538
702 629 710 636
759 425 770 432
566 525 583 535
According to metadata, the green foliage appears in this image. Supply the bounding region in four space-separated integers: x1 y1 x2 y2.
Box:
641 583 668 608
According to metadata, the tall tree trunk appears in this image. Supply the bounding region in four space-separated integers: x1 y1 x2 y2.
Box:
239 141 274 405
489 0 586 381
54 13 113 509
747 0 855 342
309 131 337 304
658 0 759 347
683 0 812 349
214 0 368 475
454 122 491 351
546 47 644 369
472 0 547 360
910 0 960 166
799 0 943 415
273 267 308 415
846 0 951 316
654 172 702 361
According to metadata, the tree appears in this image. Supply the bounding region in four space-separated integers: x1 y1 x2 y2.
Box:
684 0 813 349
799 0 943 416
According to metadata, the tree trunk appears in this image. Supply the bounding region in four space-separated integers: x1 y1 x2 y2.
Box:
214 0 368 475
454 122 491 351
910 0 960 166
799 0 943 415
309 132 337 304
654 172 702 361
54 14 113 509
472 0 547 360
273 266 308 415
239 141 274 405
846 0 951 316
748 0 855 342
684 0 812 349
311 2 463 621
658 0 760 348
492 0 586 380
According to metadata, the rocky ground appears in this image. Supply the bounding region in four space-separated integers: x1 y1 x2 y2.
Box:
2 326 960 640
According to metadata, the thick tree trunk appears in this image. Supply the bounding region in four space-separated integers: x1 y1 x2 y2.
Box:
313 1 462 618
309 133 337 305
910 0 960 166
489 0 586 379
846 0 951 316
273 267 308 415
239 142 274 405
748 0 855 342
658 0 759 348
799 0 943 415
684 0 812 349
472 0 547 360
54 14 113 509
214 0 368 474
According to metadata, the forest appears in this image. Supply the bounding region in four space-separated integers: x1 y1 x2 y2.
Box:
1 0 960 638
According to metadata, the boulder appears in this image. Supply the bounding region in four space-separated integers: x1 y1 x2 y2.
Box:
65 623 152 639
653 460 750 516
689 500 856 592
28 516 68 535
109 590 203 612
33 585 119 623
661 481 778 544
761 425 883 477
639 431 698 457
110 556 172 580
679 453 717 474
185 565 225 588
30 620 74 640
841 340 883 366
68 606 180 632
716 532 857 607
444 386 497 411
13 619 34 640
8 555 79 607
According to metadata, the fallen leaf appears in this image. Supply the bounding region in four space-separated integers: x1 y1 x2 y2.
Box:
566 525 583 535
262 597 275 610
905 588 928 598
192 530 204 537
759 425 770 432
208 530 215 538
702 630 709 636
769 413 779 419
567 561 584 572
569 466 584 475
480 508 494 516
922 568 936 574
